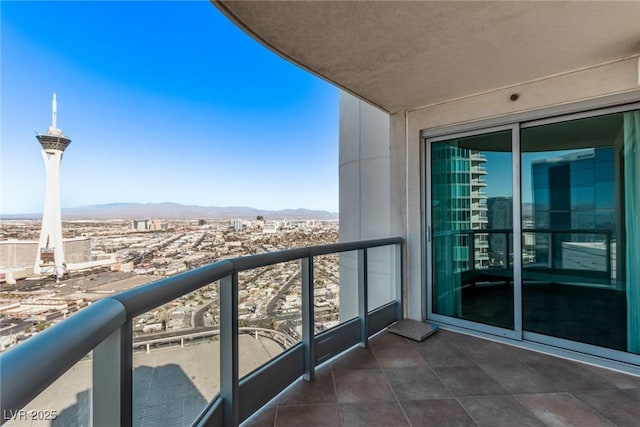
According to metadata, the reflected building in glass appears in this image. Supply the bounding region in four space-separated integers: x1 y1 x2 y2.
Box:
431 145 489 272
487 196 512 267
531 147 615 271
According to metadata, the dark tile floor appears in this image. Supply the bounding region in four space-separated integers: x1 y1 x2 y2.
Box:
243 329 640 427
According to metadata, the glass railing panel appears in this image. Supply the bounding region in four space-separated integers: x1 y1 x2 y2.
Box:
522 231 538 267
312 253 341 334
523 231 613 284
237 261 300 377
132 281 220 426
335 250 359 326
4 351 92 427
367 245 396 311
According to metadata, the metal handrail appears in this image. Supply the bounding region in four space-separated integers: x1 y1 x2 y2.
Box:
0 298 127 416
228 237 402 271
433 228 613 237
0 236 403 423
114 260 234 318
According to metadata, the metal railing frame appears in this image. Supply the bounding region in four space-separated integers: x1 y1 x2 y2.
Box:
435 228 614 278
0 237 403 427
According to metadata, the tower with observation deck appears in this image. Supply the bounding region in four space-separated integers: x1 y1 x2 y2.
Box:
34 93 72 278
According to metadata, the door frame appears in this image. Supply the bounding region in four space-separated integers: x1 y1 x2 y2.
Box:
424 124 521 340
421 97 640 367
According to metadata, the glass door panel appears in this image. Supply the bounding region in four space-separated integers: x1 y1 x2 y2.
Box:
521 111 640 354
431 130 514 330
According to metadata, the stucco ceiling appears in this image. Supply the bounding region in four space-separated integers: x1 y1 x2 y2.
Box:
214 1 640 114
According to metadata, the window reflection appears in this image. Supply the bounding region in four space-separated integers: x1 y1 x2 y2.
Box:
521 112 638 353
431 130 514 330
429 110 640 355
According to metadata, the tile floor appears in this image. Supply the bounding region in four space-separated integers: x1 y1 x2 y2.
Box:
243 329 640 427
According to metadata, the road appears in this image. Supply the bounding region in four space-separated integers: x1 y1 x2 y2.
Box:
192 301 215 328
265 268 300 317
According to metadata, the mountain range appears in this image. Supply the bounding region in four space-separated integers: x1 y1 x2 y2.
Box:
2 202 338 221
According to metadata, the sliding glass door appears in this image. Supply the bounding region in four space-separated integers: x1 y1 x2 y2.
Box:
429 128 516 333
521 110 640 355
427 106 640 360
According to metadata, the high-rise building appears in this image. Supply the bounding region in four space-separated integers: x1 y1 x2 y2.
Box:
531 147 615 268
531 147 615 230
470 151 489 268
431 146 489 271
487 196 512 266
33 94 72 277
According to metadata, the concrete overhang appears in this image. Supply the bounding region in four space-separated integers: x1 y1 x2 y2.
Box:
213 1 640 114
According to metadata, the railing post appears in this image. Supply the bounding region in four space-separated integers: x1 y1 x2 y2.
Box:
469 232 476 270
550 232 556 269
605 231 611 283
506 232 511 268
93 320 133 427
220 273 239 427
301 256 316 381
358 249 368 348
394 243 404 321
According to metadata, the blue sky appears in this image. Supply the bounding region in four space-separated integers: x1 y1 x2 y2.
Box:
1 1 339 214
484 151 580 202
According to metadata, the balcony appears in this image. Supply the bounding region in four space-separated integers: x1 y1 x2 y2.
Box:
2 238 640 426
469 152 487 162
471 202 488 211
245 329 640 426
211 1 640 410
470 215 488 224
471 179 488 188
474 240 489 249
0 238 403 427
2 1 638 425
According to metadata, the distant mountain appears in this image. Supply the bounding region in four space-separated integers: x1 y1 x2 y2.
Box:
1 202 338 221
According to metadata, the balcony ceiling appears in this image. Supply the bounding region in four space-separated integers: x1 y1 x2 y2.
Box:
214 1 640 114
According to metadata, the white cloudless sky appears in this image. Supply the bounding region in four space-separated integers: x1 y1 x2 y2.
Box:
1 1 339 214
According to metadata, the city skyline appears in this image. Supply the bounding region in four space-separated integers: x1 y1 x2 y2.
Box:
0 1 339 215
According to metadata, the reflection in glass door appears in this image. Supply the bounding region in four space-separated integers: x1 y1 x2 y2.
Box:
431 130 515 330
521 111 640 354
428 107 640 361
